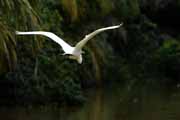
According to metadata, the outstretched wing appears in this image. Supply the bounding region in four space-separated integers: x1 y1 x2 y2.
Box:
75 23 123 50
16 31 73 53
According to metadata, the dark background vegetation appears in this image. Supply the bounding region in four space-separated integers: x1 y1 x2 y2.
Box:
0 0 180 105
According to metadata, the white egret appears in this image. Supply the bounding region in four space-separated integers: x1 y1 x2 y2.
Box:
16 23 123 64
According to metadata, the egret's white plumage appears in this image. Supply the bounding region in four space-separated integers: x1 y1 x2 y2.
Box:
16 23 123 64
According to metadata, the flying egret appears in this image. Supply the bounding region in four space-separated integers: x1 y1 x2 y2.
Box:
16 23 123 64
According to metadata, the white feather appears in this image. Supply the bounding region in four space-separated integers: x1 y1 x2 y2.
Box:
16 31 74 54
16 23 123 64
75 23 123 51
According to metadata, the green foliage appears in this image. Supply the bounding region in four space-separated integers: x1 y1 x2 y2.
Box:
97 0 113 15
2 0 85 104
1 0 180 105
0 22 16 74
60 0 79 22
178 0 180 7
59 0 118 22
116 0 140 20
0 0 42 75
153 39 180 79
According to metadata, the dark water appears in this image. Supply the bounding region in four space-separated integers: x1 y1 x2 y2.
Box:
1 83 180 120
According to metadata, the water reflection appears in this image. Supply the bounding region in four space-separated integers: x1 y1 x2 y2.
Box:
0 83 180 120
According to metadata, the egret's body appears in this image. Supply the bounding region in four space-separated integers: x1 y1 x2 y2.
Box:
16 23 123 64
